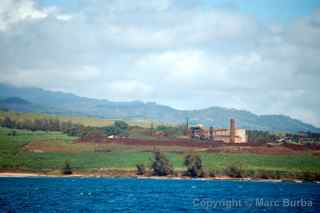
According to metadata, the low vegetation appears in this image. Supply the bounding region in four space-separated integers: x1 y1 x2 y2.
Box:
136 164 145 175
224 165 243 178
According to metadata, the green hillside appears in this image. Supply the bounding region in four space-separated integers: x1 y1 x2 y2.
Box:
1 83 319 132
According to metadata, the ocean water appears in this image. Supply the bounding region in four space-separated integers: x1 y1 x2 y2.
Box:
0 177 319 212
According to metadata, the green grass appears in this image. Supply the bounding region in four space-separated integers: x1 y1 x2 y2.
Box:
0 127 320 176
200 153 320 173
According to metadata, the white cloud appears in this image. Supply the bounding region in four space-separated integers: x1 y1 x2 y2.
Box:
0 0 48 31
56 14 73 21
0 0 320 126
107 80 153 100
103 0 172 12
0 65 101 91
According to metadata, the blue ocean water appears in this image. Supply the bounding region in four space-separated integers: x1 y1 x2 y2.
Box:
0 177 319 213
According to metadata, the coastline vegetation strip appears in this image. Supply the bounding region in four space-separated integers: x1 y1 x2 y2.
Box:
0 127 320 179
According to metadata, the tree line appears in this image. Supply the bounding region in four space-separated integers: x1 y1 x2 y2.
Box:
247 130 277 144
247 130 320 144
0 116 129 138
0 116 85 136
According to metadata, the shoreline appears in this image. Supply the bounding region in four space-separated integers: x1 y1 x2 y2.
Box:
0 172 315 183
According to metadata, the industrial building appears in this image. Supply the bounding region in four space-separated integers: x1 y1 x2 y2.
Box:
190 118 248 143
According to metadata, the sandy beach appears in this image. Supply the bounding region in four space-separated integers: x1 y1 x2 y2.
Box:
0 172 309 183
0 172 244 179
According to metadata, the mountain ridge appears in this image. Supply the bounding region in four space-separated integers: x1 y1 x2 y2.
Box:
0 83 319 133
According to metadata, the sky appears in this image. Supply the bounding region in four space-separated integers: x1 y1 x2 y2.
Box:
0 0 320 127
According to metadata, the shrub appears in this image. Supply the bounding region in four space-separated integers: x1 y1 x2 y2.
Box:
7 130 17 136
202 170 209 178
298 171 320 181
253 170 283 179
209 170 217 177
150 151 173 176
224 165 243 178
136 164 145 175
62 161 72 175
247 130 276 144
242 169 255 178
184 154 204 177
154 125 184 138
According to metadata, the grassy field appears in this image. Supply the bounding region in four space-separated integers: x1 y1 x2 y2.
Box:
1 127 320 178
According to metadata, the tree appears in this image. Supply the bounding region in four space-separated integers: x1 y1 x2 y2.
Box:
184 154 204 177
102 126 116 136
114 120 128 130
62 161 73 175
102 121 129 136
151 151 173 176
114 120 129 136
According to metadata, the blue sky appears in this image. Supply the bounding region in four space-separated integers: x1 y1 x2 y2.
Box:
1 0 320 126
234 0 320 21
40 0 320 21
38 0 320 26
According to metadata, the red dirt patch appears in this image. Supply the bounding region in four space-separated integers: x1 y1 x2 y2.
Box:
77 137 320 155
206 145 301 155
78 138 215 148
25 141 68 153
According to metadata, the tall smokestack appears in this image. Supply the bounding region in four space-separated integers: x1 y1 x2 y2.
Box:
230 118 235 143
209 126 213 141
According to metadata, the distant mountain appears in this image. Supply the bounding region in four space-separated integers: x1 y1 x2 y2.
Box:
0 83 319 133
0 96 51 113
0 97 31 105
